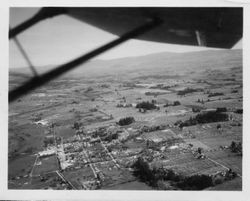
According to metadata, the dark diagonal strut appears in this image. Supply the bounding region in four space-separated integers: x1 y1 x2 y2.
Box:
12 36 39 77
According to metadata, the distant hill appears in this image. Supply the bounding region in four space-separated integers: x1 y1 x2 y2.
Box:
10 49 242 79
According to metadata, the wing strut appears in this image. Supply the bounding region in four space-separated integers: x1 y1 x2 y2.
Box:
12 35 39 77
9 18 162 102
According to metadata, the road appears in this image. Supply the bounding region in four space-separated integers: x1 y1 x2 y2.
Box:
206 156 242 178
10 102 63 118
82 149 98 178
56 170 77 189
98 136 120 168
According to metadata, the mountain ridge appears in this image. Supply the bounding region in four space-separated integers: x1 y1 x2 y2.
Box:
9 49 242 78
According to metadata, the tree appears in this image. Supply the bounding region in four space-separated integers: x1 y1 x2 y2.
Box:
230 141 237 152
192 107 200 113
216 107 227 113
197 147 202 154
136 101 157 110
132 157 154 183
237 142 242 154
208 92 224 97
234 109 243 114
173 101 181 106
73 121 82 130
177 174 213 190
151 99 156 104
230 141 242 154
118 117 135 126
217 124 221 129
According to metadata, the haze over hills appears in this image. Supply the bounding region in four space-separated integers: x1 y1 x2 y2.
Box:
9 49 242 79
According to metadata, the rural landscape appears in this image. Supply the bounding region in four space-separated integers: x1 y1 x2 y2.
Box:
9 49 242 190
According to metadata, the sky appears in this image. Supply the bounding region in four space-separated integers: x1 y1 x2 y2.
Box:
9 7 242 68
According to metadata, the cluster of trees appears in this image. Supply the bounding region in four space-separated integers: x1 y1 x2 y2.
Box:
177 88 201 96
208 92 224 97
117 117 135 126
216 107 227 112
132 157 213 190
195 111 228 123
176 111 229 128
72 121 83 130
85 87 93 92
33 113 42 122
100 84 110 88
230 141 242 155
176 174 213 190
132 157 155 184
234 109 243 114
71 100 79 104
140 125 165 133
149 84 177 90
102 133 118 142
116 103 132 108
197 99 205 104
43 137 54 147
163 101 181 107
136 101 157 110
89 108 98 112
192 107 201 113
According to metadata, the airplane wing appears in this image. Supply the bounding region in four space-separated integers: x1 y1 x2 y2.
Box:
10 7 243 48
67 7 243 49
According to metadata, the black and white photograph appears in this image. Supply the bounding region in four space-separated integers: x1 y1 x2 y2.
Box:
7 6 244 191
